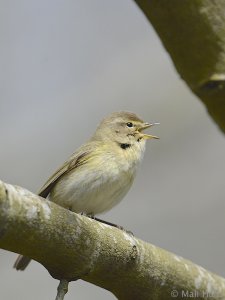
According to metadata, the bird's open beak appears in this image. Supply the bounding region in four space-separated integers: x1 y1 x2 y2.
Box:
138 122 160 140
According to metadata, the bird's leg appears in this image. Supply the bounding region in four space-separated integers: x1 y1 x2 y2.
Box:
79 213 133 235
88 215 133 235
91 216 124 230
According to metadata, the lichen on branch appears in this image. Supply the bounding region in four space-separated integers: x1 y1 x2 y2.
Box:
0 180 225 299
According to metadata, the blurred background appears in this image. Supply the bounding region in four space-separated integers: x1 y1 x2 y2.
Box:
1 0 225 299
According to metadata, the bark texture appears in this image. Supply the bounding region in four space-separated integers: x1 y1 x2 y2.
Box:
0 180 225 299
135 0 225 133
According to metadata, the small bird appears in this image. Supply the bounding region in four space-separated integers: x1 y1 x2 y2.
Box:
14 111 159 270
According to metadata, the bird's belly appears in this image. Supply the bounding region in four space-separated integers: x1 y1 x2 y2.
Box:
49 163 135 215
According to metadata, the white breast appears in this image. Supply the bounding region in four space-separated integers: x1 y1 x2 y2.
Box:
50 141 146 215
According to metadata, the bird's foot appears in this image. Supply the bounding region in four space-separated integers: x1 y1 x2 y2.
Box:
91 216 134 236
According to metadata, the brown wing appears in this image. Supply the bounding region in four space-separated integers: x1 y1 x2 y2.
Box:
38 150 90 198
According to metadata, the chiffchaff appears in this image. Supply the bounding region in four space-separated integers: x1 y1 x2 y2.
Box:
14 111 159 270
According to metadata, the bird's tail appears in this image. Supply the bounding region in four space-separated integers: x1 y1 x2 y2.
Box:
13 255 31 271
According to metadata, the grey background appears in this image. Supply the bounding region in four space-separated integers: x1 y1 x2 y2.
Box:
1 1 225 299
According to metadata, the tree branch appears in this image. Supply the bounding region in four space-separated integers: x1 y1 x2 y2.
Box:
0 180 225 299
55 280 69 300
134 0 225 133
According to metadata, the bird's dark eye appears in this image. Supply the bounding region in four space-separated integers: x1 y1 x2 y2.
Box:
126 122 133 127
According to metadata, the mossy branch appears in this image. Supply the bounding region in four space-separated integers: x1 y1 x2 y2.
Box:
134 0 225 133
0 180 225 299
